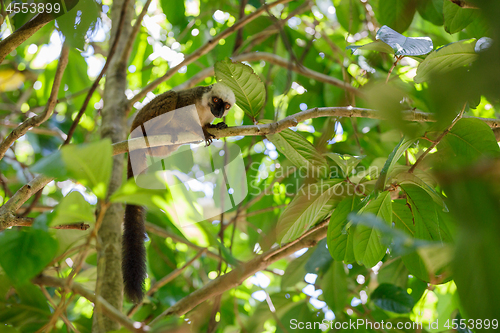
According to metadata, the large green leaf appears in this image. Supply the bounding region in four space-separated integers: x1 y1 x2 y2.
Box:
0 229 57 284
321 261 348 312
160 0 188 30
214 58 266 119
417 0 444 26
56 0 99 49
401 184 449 242
324 153 362 178
268 129 330 179
437 118 500 166
371 283 415 313
276 179 344 244
327 195 360 262
335 0 363 34
377 258 408 288
353 191 392 267
374 0 417 33
47 191 95 227
31 139 113 199
414 39 478 83
374 137 417 192
443 0 475 34
281 250 313 289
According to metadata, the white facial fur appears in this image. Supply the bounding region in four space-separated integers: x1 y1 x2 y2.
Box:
201 83 236 117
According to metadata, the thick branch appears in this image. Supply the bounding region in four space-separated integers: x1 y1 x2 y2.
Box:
173 52 359 94
448 0 479 9
111 107 500 155
0 13 53 64
150 219 329 322
129 0 292 105
0 45 69 160
32 275 146 332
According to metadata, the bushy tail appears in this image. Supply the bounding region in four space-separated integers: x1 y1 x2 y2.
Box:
122 158 147 303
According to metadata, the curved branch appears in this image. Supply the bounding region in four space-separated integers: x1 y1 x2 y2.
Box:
150 219 329 322
173 52 359 95
0 13 53 64
0 44 69 161
32 275 146 332
111 107 500 156
129 0 293 106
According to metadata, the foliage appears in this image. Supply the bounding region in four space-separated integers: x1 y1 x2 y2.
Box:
1 0 500 332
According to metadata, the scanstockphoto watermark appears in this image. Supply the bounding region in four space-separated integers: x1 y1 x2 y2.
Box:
290 319 424 331
248 162 378 198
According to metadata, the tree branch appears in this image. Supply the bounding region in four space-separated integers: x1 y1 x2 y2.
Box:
111 107 500 156
0 13 53 64
409 104 467 173
8 218 90 230
150 219 329 322
172 52 358 94
0 44 69 160
129 0 293 106
63 0 130 145
448 0 479 9
32 275 147 333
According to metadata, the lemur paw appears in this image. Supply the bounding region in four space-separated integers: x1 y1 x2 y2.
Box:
203 128 215 146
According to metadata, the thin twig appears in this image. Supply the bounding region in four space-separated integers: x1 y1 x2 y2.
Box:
33 275 147 332
386 55 403 84
63 0 130 145
409 104 467 173
0 44 69 161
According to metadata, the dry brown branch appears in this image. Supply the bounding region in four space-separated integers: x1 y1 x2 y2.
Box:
10 218 90 230
0 45 69 161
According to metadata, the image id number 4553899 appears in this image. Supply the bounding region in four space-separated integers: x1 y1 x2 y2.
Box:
6 1 62 14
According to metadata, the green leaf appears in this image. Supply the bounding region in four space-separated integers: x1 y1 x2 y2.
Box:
281 250 313 289
159 0 188 30
56 0 99 49
443 0 475 34
414 39 478 83
336 0 363 34
374 0 417 33
371 283 415 314
327 196 360 262
325 153 363 178
31 139 113 198
401 184 448 242
376 25 433 56
277 179 345 244
347 40 395 55
417 0 444 26
0 229 57 284
48 191 95 227
353 191 392 267
268 129 330 179
438 118 500 166
110 175 170 210
214 58 266 119
378 258 409 288
375 137 417 193
321 261 348 312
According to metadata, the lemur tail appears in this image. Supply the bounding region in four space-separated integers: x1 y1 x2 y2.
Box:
122 157 147 303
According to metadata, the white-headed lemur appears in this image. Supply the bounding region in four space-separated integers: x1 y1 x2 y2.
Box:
123 83 236 302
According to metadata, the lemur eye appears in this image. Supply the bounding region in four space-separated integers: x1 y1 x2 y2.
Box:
225 103 231 110
212 97 219 103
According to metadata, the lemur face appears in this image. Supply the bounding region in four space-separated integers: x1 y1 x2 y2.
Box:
209 96 232 118
206 83 236 118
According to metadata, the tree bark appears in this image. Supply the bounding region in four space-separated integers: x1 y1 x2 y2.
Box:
92 0 133 331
